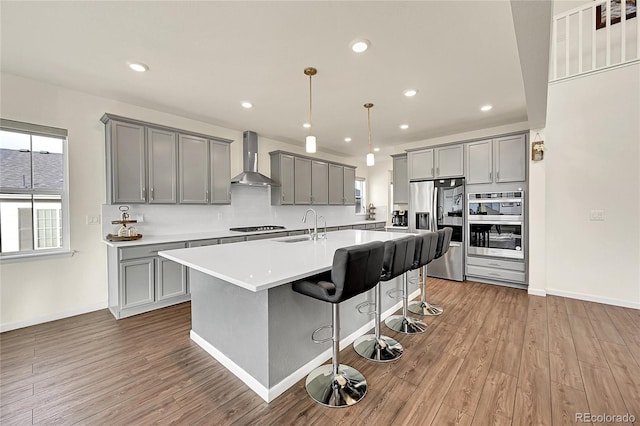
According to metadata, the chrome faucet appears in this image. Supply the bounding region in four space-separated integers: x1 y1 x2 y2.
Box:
302 208 318 240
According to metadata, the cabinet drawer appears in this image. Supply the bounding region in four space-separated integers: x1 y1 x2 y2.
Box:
466 265 526 283
339 226 352 230
365 223 376 229
326 227 340 232
288 230 306 236
352 224 366 230
188 239 219 248
219 236 245 244
466 256 525 272
120 242 186 260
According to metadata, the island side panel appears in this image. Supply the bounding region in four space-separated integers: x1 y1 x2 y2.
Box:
189 270 270 387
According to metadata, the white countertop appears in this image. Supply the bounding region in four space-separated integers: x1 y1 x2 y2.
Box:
102 220 385 247
158 229 409 292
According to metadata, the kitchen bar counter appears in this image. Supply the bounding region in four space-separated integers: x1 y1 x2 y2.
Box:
158 230 414 402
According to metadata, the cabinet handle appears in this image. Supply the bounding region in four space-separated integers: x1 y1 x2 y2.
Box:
142 187 146 201
431 168 434 176
489 171 492 180
151 188 154 201
282 194 285 201
488 262 500 266
206 190 209 202
436 167 440 175
496 171 500 180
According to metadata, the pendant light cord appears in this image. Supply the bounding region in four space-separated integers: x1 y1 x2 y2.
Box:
308 74 313 136
367 107 372 154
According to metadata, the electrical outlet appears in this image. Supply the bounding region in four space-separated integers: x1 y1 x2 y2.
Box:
589 210 605 221
136 214 144 223
85 215 101 225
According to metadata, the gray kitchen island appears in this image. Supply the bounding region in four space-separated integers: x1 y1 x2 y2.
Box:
159 229 414 402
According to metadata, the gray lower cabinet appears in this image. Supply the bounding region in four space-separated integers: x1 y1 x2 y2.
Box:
108 242 188 319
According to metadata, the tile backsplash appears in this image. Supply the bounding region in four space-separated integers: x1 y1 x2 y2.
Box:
102 186 386 236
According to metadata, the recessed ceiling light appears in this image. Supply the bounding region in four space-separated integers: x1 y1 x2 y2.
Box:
374 147 380 152
481 105 493 112
403 89 418 97
344 137 352 142
241 102 253 109
128 62 149 72
350 39 370 53
303 123 311 128
400 124 409 130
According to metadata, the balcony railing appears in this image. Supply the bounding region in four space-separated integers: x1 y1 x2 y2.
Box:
551 0 639 81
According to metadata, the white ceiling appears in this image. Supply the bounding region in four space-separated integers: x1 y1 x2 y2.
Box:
0 1 551 157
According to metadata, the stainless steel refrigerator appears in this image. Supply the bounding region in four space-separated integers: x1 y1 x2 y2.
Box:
409 178 465 281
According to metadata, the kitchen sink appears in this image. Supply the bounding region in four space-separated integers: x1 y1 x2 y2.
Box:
276 236 312 243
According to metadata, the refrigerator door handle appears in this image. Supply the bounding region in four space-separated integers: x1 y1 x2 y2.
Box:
432 187 438 231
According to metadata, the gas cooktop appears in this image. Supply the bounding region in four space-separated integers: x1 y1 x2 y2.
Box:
229 225 286 232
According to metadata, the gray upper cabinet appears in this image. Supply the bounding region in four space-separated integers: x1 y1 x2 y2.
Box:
270 153 295 205
103 114 232 205
435 145 464 177
210 140 231 204
408 149 434 180
328 164 344 205
392 154 408 204
466 135 526 185
179 134 209 204
466 139 493 184
343 167 356 205
147 127 177 204
108 120 146 203
294 157 312 204
311 160 329 205
494 135 526 182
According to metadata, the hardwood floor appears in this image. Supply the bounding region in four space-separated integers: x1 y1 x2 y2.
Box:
1 279 639 425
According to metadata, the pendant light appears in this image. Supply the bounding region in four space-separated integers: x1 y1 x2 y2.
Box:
304 67 317 153
364 103 375 166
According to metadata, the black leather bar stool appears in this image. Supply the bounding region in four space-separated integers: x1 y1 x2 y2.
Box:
384 234 428 334
409 227 452 316
353 236 415 362
292 241 385 407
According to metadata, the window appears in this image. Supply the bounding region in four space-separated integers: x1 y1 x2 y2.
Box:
355 177 366 215
0 119 69 259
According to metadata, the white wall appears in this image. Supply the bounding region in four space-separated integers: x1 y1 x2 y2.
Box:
544 63 640 307
0 73 366 330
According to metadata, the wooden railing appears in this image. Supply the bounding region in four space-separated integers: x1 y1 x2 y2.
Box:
551 0 639 81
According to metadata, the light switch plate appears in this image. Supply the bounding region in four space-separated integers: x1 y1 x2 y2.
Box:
86 215 101 225
136 215 144 223
589 210 605 221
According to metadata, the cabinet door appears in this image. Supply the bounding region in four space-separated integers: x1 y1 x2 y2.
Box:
466 140 493 184
435 145 463 177
110 121 146 203
147 128 177 204
294 157 312 204
328 164 344 205
210 140 231 204
121 258 154 309
156 257 187 301
343 167 356 205
311 161 329 205
408 149 434 180
393 156 408 204
179 134 209 204
494 135 526 182
280 154 295 205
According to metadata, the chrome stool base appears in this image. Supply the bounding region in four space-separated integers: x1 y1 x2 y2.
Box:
353 334 403 362
305 364 367 407
408 300 443 316
384 315 428 334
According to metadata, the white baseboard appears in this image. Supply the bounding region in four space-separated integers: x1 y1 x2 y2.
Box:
545 288 640 310
0 302 108 333
527 288 547 297
190 290 416 403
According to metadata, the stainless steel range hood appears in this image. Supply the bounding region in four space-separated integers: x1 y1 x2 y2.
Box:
231 131 278 186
